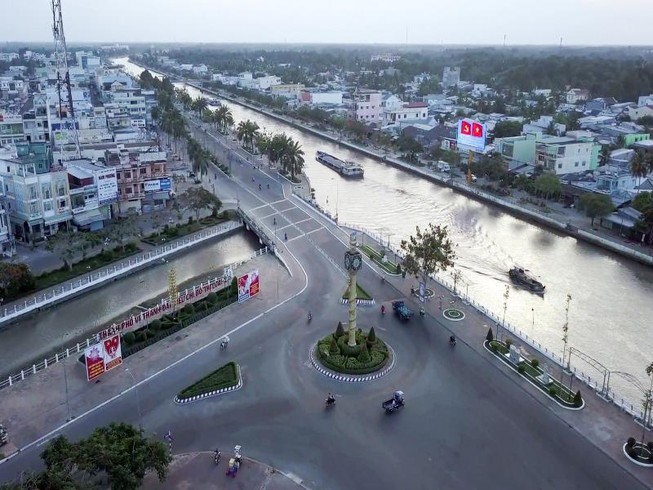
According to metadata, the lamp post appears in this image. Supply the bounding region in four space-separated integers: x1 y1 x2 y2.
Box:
62 354 72 422
125 368 143 431
531 308 535 337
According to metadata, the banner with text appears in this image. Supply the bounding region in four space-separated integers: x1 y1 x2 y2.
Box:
85 335 123 381
237 270 260 303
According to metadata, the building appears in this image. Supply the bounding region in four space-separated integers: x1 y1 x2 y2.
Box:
352 89 383 124
442 67 461 88
536 135 600 175
637 95 653 107
0 113 25 146
254 75 282 91
382 94 404 111
192 64 209 76
0 52 20 62
585 97 618 113
627 105 653 121
494 134 538 170
370 54 401 63
0 174 13 256
66 160 116 230
566 88 591 104
384 102 429 125
270 84 305 99
22 94 50 144
301 91 343 106
0 143 72 242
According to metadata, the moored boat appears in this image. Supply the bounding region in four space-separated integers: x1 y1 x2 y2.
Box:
509 266 545 294
316 151 364 179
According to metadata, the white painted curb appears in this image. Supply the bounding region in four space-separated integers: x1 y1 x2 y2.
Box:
622 443 653 468
174 364 243 404
309 343 395 382
340 298 376 307
483 341 585 411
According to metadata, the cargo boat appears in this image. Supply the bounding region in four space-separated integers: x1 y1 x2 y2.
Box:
509 267 545 294
315 151 364 178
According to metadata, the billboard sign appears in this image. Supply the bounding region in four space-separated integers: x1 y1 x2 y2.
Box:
84 343 105 381
97 167 118 204
237 270 260 303
160 178 171 191
144 178 171 193
84 335 123 381
103 334 123 372
457 118 486 151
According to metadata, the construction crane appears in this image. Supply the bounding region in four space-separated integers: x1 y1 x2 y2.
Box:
51 0 81 161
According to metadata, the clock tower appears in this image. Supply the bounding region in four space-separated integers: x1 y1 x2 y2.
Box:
344 233 363 346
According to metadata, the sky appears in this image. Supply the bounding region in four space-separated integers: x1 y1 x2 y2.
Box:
1 0 652 46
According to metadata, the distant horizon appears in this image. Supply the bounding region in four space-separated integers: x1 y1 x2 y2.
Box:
3 0 652 46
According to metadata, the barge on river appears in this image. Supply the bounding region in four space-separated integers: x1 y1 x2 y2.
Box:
315 151 364 179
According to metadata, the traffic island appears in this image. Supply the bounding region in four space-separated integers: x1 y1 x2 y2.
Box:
443 308 465 321
340 283 375 306
174 361 242 404
360 244 401 275
484 337 585 410
623 439 653 467
313 323 393 380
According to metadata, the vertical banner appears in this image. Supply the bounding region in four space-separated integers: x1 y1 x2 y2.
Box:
103 334 123 372
85 343 106 381
419 281 426 303
237 270 260 303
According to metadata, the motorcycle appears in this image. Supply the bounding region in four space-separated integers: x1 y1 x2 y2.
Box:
449 336 457 347
214 449 221 465
220 336 230 350
381 305 386 316
308 312 312 323
325 396 336 408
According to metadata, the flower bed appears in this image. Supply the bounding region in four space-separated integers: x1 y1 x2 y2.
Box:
315 325 389 375
360 244 401 275
623 439 653 467
341 283 373 301
176 361 240 402
485 339 584 409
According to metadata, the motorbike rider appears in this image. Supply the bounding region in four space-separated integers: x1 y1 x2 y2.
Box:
449 335 456 346
308 311 312 322
381 304 386 315
326 393 336 405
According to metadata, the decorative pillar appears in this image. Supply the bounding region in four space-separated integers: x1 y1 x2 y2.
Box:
168 267 178 312
343 233 363 347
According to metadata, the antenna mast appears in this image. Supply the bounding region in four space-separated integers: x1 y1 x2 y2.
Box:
52 0 81 160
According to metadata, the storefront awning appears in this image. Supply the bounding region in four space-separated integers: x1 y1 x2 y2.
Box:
73 208 105 226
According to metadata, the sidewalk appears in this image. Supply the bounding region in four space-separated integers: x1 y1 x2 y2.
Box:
142 452 310 490
357 230 653 487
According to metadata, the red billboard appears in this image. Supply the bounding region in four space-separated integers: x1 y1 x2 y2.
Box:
457 118 486 151
237 270 260 303
84 335 123 381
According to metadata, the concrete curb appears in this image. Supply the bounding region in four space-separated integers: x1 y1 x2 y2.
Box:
622 443 653 468
483 341 585 411
339 298 376 307
309 343 396 382
174 364 243 404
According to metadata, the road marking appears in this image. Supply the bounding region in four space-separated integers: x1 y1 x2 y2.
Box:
10 236 311 461
305 227 325 236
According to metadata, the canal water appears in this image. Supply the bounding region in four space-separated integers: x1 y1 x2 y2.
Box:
0 231 260 376
118 58 653 406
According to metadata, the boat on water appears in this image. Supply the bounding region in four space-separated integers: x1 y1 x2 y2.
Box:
509 267 545 294
207 98 221 106
315 151 364 179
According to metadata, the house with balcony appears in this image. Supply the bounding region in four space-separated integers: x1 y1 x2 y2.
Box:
22 94 50 144
384 102 429 126
352 89 383 125
0 174 13 256
0 142 72 242
66 160 115 230
535 135 600 175
0 113 25 146
494 134 538 170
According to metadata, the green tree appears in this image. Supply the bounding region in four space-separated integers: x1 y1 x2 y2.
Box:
492 121 523 139
579 193 614 226
533 173 562 200
0 263 36 300
236 120 260 153
400 223 456 288
632 192 653 213
191 96 207 117
46 230 85 271
631 151 649 190
106 210 139 252
178 187 222 219
213 105 234 133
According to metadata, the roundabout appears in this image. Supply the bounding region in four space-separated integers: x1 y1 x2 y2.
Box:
443 308 465 321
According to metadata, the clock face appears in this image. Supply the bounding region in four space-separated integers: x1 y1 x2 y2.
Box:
344 253 352 270
352 255 362 271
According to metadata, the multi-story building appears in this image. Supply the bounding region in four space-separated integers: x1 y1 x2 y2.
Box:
22 94 50 144
384 102 429 125
0 113 25 146
105 147 171 215
352 89 383 124
66 160 116 231
442 67 461 87
270 84 305 99
0 174 13 256
494 134 538 170
535 135 600 175
0 142 72 242
566 88 590 104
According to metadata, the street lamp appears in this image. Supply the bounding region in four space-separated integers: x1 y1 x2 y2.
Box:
62 354 72 422
125 368 143 431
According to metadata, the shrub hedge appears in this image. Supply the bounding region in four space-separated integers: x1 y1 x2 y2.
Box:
316 329 390 375
177 361 239 400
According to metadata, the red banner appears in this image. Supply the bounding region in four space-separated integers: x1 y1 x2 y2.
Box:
103 335 123 372
84 343 105 381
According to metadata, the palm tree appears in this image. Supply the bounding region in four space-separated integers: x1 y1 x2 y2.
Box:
192 97 208 118
631 151 649 191
214 105 234 134
283 137 305 180
236 120 260 153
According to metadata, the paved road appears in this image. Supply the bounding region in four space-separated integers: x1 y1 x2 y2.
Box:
0 118 650 490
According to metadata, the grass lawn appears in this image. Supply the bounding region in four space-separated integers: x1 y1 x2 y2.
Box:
35 244 140 290
341 283 373 301
360 244 400 274
177 361 239 400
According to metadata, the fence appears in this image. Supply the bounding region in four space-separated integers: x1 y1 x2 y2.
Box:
341 222 647 422
0 247 267 392
0 221 243 325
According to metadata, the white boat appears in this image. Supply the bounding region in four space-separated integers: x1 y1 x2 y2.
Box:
315 151 364 179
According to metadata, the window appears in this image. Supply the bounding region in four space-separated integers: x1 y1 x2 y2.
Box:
57 182 66 197
558 164 563 169
575 162 579 167
125 172 131 178
58 198 66 209
126 187 132 194
43 201 52 212
140 168 146 174
41 184 51 200
28 185 38 200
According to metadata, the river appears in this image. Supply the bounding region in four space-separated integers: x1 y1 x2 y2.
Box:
0 232 260 376
117 58 653 407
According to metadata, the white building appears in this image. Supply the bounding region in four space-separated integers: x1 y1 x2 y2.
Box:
442 67 461 87
304 91 343 106
637 94 653 107
192 64 209 76
0 174 13 256
66 160 115 230
352 89 383 124
0 113 25 146
270 84 305 99
382 94 403 112
628 105 653 121
255 75 282 91
566 88 590 104
384 102 429 125
0 52 19 62
536 135 599 175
